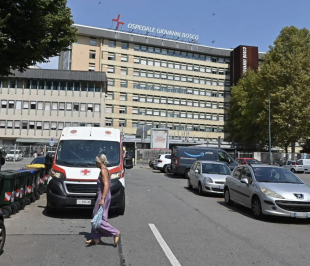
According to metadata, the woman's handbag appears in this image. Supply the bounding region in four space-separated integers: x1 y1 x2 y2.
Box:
91 206 103 229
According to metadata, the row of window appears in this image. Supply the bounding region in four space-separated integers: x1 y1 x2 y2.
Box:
0 120 100 130
0 79 102 92
0 100 101 112
106 39 230 64
106 106 225 120
105 118 224 133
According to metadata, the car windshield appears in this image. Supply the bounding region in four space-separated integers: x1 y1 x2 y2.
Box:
8 150 18 155
245 159 258 163
253 167 304 184
55 140 120 167
202 163 231 175
31 157 45 165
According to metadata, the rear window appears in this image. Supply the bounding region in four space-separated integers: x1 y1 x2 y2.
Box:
296 160 303 165
165 155 171 159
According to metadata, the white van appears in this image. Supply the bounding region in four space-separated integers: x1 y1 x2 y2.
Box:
46 127 133 215
297 159 310 173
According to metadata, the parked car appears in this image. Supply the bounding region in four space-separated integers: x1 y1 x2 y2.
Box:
149 159 156 169
236 158 259 165
5 149 23 161
188 161 231 195
296 159 310 173
0 208 6 252
171 146 238 178
282 160 304 173
154 154 171 173
224 164 310 219
29 156 46 165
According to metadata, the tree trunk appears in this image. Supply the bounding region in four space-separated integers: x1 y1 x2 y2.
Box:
284 145 288 154
291 141 296 154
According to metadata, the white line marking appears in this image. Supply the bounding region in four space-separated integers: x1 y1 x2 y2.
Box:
149 223 181 266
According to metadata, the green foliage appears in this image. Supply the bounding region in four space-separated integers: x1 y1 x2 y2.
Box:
226 26 310 151
0 0 77 76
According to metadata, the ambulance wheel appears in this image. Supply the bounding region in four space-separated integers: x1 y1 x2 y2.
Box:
15 202 21 212
116 194 125 216
45 204 57 216
11 203 18 214
20 199 26 210
1 206 12 218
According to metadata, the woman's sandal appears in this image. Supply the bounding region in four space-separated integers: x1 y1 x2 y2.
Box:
114 231 121 246
86 239 99 245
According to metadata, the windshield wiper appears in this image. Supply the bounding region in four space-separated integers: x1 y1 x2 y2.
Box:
57 160 77 166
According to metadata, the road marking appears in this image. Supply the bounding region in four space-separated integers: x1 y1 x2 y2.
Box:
149 224 181 266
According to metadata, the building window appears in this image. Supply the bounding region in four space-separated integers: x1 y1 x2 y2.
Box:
106 105 112 113
90 38 97 46
28 121 35 129
108 66 115 73
107 92 113 100
73 103 79 111
23 101 29 109
133 95 139 102
66 103 72 110
108 53 115 60
119 120 126 127
121 54 128 62
1 100 7 108
105 119 112 126
119 106 126 114
134 45 140 51
120 79 128 88
134 57 140 64
121 42 129 49
87 104 93 112
0 120 5 128
51 122 57 130
108 40 116 47
121 67 127 75
22 121 28 129
52 102 58 110
89 50 96 59
7 120 13 129
59 102 65 111
108 78 114 86
8 101 14 109
94 104 100 112
120 93 127 101
89 63 95 71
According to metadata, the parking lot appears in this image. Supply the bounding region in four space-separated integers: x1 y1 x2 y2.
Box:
1 163 310 265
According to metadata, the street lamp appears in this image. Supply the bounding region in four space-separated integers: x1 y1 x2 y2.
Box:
268 90 272 164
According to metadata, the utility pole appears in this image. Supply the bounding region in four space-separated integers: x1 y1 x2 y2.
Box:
268 90 272 164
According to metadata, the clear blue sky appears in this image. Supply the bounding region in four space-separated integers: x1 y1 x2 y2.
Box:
38 0 310 69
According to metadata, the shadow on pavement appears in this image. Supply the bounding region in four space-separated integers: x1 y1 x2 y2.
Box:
79 232 116 247
184 187 224 198
163 173 184 179
39 206 120 220
217 201 310 225
0 250 3 256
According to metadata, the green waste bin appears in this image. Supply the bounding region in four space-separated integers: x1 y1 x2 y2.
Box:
18 170 36 205
21 167 41 201
5 170 27 212
0 170 18 218
25 165 46 195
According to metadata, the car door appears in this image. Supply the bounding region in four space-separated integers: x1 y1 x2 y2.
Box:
236 167 253 207
228 166 243 201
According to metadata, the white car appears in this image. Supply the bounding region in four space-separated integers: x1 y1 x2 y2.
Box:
188 160 231 195
282 160 304 173
5 150 23 161
154 154 171 173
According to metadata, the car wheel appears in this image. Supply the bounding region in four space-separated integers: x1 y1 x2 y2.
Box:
188 178 193 190
0 220 6 252
116 194 125 215
198 182 203 196
224 188 233 206
163 165 169 173
252 196 264 219
184 169 190 179
1 206 12 218
291 168 296 173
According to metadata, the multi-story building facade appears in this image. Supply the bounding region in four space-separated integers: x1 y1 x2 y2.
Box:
0 69 107 146
59 24 263 146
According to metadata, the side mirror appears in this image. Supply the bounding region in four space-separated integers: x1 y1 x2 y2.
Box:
195 169 200 174
240 178 249 185
124 156 133 169
45 153 54 167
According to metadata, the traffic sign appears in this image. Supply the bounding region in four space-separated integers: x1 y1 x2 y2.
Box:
49 138 55 146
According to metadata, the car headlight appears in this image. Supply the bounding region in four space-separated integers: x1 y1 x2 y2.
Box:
203 177 213 184
51 170 65 179
111 171 122 180
260 187 285 199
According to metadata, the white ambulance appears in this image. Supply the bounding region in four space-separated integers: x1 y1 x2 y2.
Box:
46 127 133 215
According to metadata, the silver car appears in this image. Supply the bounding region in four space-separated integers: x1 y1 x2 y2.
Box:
188 161 231 195
224 164 310 219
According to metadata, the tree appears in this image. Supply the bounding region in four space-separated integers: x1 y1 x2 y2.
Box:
227 26 310 152
0 0 77 76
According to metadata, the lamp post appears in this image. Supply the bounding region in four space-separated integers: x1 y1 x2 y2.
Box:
268 90 272 164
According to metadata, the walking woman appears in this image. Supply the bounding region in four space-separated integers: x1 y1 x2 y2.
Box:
86 154 121 246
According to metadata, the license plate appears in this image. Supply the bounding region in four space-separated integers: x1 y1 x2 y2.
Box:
292 212 310 218
76 200 91 205
218 185 224 190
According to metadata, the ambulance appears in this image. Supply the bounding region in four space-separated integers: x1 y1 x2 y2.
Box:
46 127 133 215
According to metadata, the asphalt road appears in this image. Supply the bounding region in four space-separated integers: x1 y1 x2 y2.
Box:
1 163 310 266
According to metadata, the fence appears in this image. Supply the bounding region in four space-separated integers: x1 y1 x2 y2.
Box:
0 144 57 158
136 149 171 166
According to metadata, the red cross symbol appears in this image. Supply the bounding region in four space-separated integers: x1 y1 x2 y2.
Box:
112 14 124 29
81 169 91 176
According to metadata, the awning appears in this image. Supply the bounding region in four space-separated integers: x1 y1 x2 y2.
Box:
16 138 59 144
